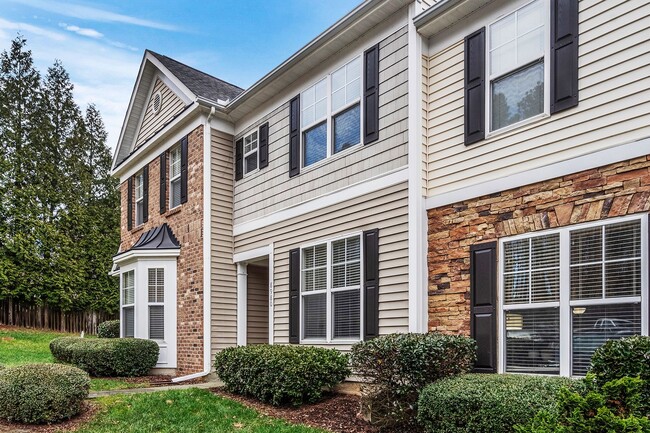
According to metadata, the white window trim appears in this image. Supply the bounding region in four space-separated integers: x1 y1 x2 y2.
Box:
242 130 259 177
120 269 135 338
497 214 649 377
169 145 181 210
299 232 364 344
485 0 551 138
300 54 363 172
134 171 144 226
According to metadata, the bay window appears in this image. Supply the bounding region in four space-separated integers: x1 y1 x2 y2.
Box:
488 0 548 132
148 268 165 340
500 216 648 376
121 270 135 338
301 234 362 342
301 56 362 168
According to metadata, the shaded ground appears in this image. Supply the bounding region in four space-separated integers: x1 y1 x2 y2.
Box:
0 402 98 433
212 388 379 433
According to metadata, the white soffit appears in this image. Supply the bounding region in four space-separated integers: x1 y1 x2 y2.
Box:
414 0 492 38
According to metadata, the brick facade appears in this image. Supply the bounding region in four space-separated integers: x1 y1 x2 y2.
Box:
427 155 650 335
120 124 204 375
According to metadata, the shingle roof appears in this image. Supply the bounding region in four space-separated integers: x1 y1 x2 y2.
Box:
148 50 244 103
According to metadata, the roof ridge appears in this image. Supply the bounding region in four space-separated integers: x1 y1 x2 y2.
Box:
147 49 244 92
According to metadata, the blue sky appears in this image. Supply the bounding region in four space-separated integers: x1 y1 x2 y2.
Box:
0 0 360 150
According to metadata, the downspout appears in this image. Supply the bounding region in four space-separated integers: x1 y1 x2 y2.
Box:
172 106 217 383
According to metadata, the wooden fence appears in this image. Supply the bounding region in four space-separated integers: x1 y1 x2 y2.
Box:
0 299 117 335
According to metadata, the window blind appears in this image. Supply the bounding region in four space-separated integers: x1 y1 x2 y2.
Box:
148 268 164 303
303 293 326 339
149 306 164 340
123 307 134 338
333 290 360 339
505 307 560 374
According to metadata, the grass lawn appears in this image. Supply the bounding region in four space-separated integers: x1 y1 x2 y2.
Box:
75 389 324 433
0 327 149 391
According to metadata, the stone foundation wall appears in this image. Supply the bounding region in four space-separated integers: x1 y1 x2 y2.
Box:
120 124 204 375
427 154 650 335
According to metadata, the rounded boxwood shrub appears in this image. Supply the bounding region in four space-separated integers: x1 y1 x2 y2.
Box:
349 332 476 430
589 335 650 411
214 344 350 406
0 363 89 424
50 337 159 377
418 373 585 433
97 320 120 338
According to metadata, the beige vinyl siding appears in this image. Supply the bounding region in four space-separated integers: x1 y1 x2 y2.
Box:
210 129 237 354
135 79 185 148
424 0 650 198
234 182 409 352
247 264 269 345
418 0 438 10
233 26 409 226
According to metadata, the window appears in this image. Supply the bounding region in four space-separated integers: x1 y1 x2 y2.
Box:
243 131 258 175
169 146 181 208
488 0 547 132
121 270 135 338
134 172 144 226
301 235 361 341
301 56 362 168
500 216 647 376
148 268 164 340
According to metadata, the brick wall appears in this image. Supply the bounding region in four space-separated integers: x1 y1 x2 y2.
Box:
120 124 204 375
427 155 650 335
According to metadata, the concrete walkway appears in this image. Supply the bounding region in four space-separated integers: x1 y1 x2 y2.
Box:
88 379 223 398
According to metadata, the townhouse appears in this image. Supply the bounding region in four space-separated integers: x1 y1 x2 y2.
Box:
111 0 649 379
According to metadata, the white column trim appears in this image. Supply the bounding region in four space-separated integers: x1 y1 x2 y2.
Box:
202 118 212 372
407 3 428 333
236 262 248 346
268 243 275 345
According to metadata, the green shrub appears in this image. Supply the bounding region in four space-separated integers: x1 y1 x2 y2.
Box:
97 320 120 338
516 377 650 432
350 332 476 430
589 335 650 413
50 337 159 377
418 373 584 433
214 344 349 406
0 363 89 424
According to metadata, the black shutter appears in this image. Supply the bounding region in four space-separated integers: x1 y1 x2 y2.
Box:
363 229 380 340
289 248 300 344
142 165 149 223
235 138 243 181
470 241 497 373
363 44 380 145
550 0 579 114
127 177 133 230
289 95 300 177
258 122 269 169
159 152 166 214
464 27 486 146
180 136 188 204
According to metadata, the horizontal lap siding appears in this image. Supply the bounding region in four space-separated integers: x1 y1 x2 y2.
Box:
210 129 237 354
136 79 185 148
424 0 650 197
233 26 409 226
234 182 409 351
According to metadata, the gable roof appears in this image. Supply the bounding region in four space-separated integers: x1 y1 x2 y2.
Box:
147 51 244 104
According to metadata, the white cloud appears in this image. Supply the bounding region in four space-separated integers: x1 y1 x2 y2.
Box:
0 19 141 151
12 0 179 31
59 23 104 39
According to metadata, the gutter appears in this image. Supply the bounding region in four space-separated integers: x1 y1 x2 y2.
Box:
412 0 457 29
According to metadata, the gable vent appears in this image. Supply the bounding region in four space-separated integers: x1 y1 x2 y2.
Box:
152 91 162 115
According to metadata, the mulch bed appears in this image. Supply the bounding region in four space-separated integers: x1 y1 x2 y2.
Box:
0 402 97 433
212 388 379 433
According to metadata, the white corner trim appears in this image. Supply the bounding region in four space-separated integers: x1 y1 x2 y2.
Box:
113 249 180 266
407 3 428 334
236 263 248 346
202 118 212 373
268 242 274 345
233 167 409 236
425 136 650 210
233 245 272 264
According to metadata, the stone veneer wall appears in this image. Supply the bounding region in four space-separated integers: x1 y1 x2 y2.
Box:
120 124 204 375
427 154 650 335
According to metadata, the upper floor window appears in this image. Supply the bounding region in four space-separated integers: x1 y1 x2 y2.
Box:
135 171 144 226
243 131 258 175
301 56 362 168
301 234 362 342
169 146 181 208
501 216 647 377
488 0 548 132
